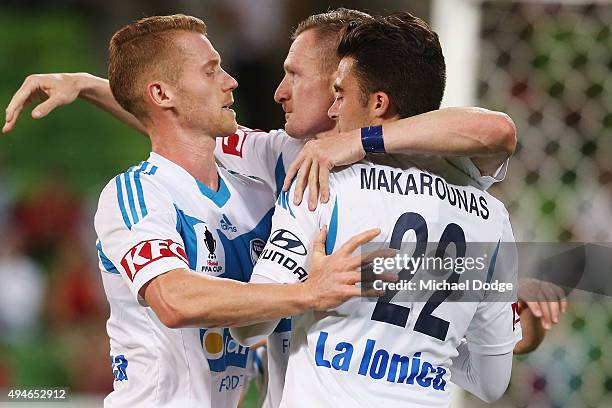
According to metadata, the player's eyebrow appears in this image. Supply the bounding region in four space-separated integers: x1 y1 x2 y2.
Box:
202 58 220 71
283 60 296 74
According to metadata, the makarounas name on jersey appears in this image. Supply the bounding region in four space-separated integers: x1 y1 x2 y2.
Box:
315 331 447 391
360 167 489 220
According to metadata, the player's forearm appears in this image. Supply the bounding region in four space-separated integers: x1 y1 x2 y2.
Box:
76 73 147 135
450 342 512 403
513 307 546 354
380 107 516 158
147 269 312 329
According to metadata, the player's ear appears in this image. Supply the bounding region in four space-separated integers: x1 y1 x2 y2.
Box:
146 81 176 109
370 91 393 119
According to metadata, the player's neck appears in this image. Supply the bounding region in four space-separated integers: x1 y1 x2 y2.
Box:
314 122 341 140
150 127 219 191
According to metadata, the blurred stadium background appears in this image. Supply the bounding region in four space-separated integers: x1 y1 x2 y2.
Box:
0 0 609 407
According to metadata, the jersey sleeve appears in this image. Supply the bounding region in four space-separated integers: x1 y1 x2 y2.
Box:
464 215 522 355
445 157 508 191
250 183 331 284
214 126 304 196
95 174 189 306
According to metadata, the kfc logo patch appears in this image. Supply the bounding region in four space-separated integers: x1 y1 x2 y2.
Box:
121 239 188 281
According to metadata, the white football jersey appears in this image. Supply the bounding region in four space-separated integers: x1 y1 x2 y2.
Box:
215 128 509 407
252 155 521 408
214 126 301 407
214 126 304 197
95 152 276 407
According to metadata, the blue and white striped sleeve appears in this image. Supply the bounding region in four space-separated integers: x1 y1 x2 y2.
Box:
94 169 189 306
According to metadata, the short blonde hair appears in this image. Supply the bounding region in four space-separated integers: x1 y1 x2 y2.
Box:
108 14 206 122
291 8 372 73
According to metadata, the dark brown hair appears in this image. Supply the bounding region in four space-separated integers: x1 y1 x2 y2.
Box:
337 12 446 118
108 14 206 122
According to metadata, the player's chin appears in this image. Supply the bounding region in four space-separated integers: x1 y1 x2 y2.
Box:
284 121 309 140
221 116 238 135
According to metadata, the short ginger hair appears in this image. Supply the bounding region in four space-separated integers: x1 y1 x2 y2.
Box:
108 14 206 123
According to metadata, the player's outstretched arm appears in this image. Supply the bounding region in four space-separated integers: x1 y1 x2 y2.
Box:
284 107 516 209
142 227 381 329
451 341 513 403
3 73 146 135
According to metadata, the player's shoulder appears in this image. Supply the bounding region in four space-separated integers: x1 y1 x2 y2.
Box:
217 125 291 156
100 160 165 195
484 194 510 221
327 157 398 186
96 160 173 223
242 125 288 138
438 157 511 220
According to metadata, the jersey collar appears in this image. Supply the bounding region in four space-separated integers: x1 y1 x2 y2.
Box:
148 152 231 208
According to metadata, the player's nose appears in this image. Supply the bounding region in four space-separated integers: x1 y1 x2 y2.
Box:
274 76 290 104
328 99 339 120
222 69 238 92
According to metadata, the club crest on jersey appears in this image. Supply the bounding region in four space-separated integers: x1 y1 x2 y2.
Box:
250 238 266 265
200 328 249 372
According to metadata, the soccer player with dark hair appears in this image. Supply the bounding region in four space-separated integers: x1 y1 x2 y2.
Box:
233 13 522 406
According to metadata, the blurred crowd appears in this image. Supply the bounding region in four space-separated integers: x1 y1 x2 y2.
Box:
0 160 111 393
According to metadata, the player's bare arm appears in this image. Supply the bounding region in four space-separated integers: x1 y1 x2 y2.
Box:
513 278 568 354
3 74 514 207
142 227 381 329
513 307 546 355
284 107 516 209
3 72 146 134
